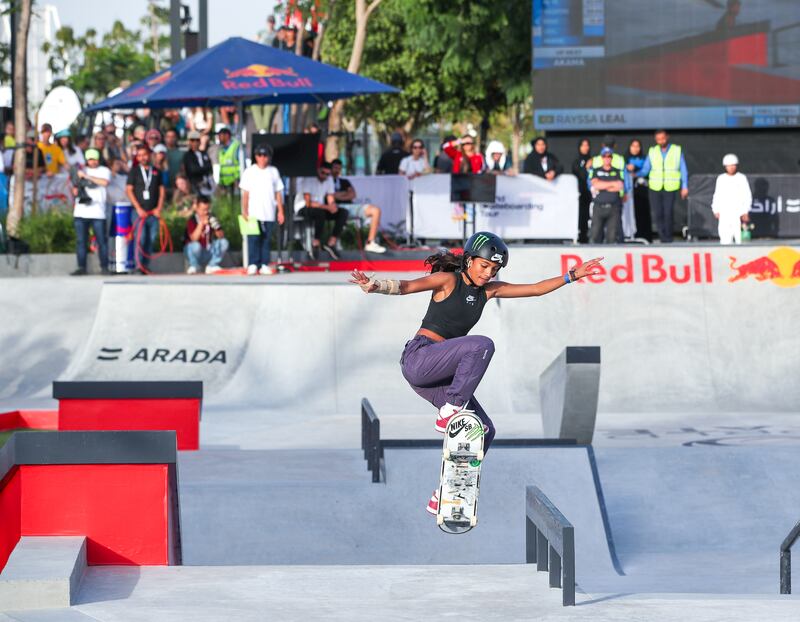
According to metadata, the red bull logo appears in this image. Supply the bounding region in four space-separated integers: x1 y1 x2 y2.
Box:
222 64 311 90
562 253 713 284
147 70 172 86
728 246 800 288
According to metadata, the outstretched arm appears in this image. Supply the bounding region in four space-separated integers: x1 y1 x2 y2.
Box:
350 269 451 295
487 258 603 299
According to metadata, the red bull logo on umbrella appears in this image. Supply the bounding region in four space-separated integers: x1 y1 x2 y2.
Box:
147 70 172 86
728 246 800 288
222 64 311 90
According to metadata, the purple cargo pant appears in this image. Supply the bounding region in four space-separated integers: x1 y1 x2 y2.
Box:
400 334 496 452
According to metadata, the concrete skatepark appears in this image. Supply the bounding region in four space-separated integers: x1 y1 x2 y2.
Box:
1 245 799 620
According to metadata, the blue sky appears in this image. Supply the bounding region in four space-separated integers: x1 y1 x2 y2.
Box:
46 0 279 47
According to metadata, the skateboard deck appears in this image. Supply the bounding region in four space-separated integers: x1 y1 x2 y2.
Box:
436 412 484 534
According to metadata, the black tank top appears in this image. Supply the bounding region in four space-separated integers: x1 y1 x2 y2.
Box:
419 272 487 339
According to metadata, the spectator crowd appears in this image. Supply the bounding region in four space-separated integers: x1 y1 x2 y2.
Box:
0 97 752 277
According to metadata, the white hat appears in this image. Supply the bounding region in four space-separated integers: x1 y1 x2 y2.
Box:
722 153 738 167
153 143 167 154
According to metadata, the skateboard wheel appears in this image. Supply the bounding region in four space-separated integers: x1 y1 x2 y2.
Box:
476 450 484 461
470 516 477 527
443 448 451 460
436 514 444 525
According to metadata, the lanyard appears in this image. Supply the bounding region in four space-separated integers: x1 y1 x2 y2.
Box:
140 165 153 188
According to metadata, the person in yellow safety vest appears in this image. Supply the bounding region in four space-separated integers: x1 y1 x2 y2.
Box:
639 129 689 243
217 126 241 197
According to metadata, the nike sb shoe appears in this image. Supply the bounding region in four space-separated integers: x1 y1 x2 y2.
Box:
435 402 475 433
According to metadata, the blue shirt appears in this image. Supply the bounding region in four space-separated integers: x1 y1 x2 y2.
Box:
639 144 688 190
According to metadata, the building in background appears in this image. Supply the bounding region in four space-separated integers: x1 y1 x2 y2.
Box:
0 3 66 111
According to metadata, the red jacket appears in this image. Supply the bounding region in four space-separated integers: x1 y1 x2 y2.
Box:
443 140 486 174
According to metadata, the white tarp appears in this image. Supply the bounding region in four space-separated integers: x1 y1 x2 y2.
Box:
344 174 409 231
410 174 579 239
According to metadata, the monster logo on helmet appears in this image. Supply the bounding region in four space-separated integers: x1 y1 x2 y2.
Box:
463 231 509 268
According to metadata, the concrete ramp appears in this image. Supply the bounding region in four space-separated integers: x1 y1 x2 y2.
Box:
67 282 263 393
596 446 800 594
177 445 620 591
0 279 101 404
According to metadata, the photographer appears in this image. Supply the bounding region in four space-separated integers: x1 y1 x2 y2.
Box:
184 195 229 274
71 148 111 276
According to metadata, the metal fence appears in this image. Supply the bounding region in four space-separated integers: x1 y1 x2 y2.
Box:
526 485 575 606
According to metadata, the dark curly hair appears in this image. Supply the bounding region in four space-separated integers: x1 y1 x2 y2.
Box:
424 249 463 273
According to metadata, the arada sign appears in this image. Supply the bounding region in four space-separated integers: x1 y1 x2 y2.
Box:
97 347 227 364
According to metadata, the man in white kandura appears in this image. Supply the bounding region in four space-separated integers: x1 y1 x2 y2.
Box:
711 153 751 245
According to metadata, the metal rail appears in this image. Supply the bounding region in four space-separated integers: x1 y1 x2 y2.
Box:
780 519 800 594
526 485 575 606
360 398 577 483
361 398 382 483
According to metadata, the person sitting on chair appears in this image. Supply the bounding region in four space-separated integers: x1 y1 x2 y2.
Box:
295 161 349 260
331 159 386 254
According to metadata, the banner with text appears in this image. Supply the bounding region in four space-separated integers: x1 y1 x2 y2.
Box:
410 174 578 240
688 174 800 239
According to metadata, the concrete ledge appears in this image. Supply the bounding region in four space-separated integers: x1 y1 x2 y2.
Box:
539 347 601 444
0 536 86 609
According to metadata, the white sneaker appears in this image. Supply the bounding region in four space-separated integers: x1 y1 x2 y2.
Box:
258 264 275 275
186 266 198 275
365 240 386 254
205 265 221 274
246 264 258 276
435 402 475 433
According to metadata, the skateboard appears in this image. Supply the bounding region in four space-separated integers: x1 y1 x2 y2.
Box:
436 411 484 534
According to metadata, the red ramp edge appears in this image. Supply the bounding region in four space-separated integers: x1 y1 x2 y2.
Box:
0 431 181 572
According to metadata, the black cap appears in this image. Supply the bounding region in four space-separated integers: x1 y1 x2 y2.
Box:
254 144 273 156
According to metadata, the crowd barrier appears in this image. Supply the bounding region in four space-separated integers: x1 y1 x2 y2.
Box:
10 171 581 243
688 173 800 239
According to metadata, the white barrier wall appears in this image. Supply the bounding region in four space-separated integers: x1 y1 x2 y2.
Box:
52 244 800 416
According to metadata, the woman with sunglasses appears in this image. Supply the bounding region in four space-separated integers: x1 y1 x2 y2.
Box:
350 232 602 514
441 134 486 174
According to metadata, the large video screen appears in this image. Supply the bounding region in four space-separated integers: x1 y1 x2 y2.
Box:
532 0 800 130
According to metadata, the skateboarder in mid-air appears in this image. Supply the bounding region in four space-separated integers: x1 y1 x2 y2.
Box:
350 232 602 516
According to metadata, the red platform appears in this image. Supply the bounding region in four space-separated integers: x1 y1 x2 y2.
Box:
53 381 203 451
0 431 181 572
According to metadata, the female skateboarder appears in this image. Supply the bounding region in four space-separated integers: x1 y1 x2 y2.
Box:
350 232 602 514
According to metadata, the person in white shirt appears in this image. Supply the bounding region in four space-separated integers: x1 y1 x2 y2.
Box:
295 161 349 260
711 153 751 244
398 139 431 179
330 158 386 254
71 148 111 275
240 144 285 275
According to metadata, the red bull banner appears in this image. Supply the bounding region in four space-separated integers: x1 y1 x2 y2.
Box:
559 246 800 288
688 174 800 239
222 64 312 90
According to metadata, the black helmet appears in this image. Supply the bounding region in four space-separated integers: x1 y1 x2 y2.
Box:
463 231 509 268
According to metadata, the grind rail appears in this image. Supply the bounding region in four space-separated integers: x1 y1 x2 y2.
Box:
526 485 575 606
361 398 577 483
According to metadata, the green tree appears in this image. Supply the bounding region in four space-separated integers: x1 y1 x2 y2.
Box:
43 20 157 103
404 0 531 145
322 0 531 149
322 0 457 141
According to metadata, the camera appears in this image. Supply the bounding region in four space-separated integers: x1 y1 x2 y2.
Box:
209 215 221 231
69 168 97 205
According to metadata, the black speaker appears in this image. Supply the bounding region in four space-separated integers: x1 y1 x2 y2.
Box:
450 174 497 203
251 133 320 177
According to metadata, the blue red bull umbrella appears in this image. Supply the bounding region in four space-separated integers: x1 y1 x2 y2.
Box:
85 36 398 110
